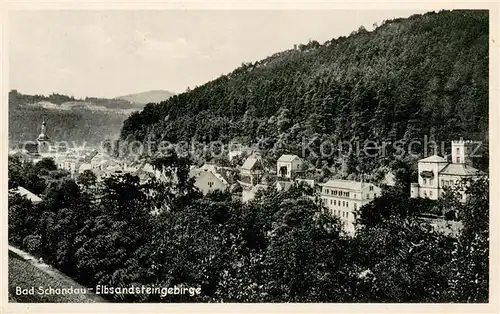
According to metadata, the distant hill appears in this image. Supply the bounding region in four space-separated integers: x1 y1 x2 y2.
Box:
8 90 140 148
116 90 175 105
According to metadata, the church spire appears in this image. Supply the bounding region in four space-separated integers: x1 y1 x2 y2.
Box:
37 120 50 142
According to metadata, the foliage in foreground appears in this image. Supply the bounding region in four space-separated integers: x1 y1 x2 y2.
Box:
8 155 489 302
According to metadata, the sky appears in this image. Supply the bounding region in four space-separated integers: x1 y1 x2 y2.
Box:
9 10 430 98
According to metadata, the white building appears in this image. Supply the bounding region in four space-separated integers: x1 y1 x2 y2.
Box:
190 164 229 195
276 154 302 179
240 153 264 185
320 179 381 235
410 140 482 202
57 152 80 178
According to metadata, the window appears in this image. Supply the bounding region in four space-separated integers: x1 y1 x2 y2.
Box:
208 182 214 188
424 191 427 197
430 191 433 197
342 201 345 207
423 178 427 185
369 186 374 191
367 194 370 199
334 200 336 205
330 199 332 205
346 201 349 208
374 193 377 198
354 203 357 210
457 156 461 163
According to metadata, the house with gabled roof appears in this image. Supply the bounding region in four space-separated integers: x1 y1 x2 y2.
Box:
277 154 303 179
410 140 483 202
240 153 264 185
190 163 229 195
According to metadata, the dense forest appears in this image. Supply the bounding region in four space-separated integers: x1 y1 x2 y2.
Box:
120 10 489 173
8 90 142 147
8 152 489 302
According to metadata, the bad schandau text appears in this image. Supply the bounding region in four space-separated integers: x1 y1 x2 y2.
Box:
15 285 202 297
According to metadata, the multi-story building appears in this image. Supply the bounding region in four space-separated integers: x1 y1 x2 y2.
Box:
320 179 381 235
410 140 482 202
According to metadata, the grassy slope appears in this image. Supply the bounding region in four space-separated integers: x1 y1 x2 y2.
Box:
8 250 99 303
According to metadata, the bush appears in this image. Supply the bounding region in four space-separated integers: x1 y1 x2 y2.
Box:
23 234 42 255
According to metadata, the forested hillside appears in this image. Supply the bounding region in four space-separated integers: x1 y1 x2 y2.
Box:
9 90 141 147
120 10 488 172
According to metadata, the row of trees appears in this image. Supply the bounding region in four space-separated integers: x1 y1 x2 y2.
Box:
8 153 489 302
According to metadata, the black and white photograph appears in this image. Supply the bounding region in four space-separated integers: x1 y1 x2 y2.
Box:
3 4 495 310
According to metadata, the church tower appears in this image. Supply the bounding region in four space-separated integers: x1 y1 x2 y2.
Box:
451 140 480 167
36 121 51 154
